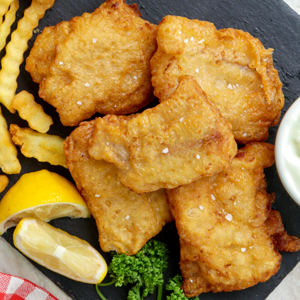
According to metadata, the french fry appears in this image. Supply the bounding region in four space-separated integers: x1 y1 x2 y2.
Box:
12 91 53 133
0 107 21 174
0 0 19 52
0 175 9 193
0 0 56 112
0 0 14 22
10 124 67 168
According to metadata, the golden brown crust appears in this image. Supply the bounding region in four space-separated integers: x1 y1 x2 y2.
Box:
167 143 298 297
88 76 237 193
28 0 157 126
64 120 173 255
151 15 284 144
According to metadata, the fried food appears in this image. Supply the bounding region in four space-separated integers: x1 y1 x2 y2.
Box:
0 0 19 52
12 91 53 133
167 143 300 297
0 175 9 193
30 0 158 126
10 124 67 168
0 107 21 174
0 0 14 18
150 16 284 144
88 76 237 193
0 0 56 113
25 21 72 84
64 120 173 255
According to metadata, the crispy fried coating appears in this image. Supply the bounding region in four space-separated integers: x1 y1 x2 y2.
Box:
26 21 71 83
167 143 300 297
88 76 237 193
32 0 157 126
150 16 284 144
64 120 173 255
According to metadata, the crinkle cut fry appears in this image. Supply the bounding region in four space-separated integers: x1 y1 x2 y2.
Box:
0 0 19 52
0 107 21 174
0 0 14 20
0 0 56 113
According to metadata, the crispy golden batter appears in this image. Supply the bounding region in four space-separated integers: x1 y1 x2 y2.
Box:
64 120 173 255
25 21 71 84
151 16 284 144
32 0 157 126
168 143 300 297
88 76 237 193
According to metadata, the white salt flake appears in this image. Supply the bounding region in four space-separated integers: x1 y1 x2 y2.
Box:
190 37 194 41
198 39 205 44
211 194 215 201
77 101 82 105
178 31 182 34
133 76 138 80
184 38 189 43
249 246 254 249
84 82 90 87
199 205 204 210
162 148 169 154
179 117 184 122
59 61 64 65
196 154 200 160
195 68 199 73
243 133 247 137
106 142 110 146
225 213 233 221
234 202 237 205
93 38 97 43
125 215 130 220
241 248 247 252
95 194 100 198
190 279 193 283
227 83 233 89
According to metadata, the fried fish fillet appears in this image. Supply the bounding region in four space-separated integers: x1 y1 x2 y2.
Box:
150 16 284 144
26 21 72 84
29 0 157 126
64 120 173 255
88 76 237 193
167 143 300 297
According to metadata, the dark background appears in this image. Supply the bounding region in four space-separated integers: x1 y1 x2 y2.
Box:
1 0 300 299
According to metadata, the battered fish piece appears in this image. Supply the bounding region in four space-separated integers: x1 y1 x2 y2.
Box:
88 76 237 193
151 16 284 144
34 0 157 126
64 120 173 255
168 143 300 297
26 21 72 84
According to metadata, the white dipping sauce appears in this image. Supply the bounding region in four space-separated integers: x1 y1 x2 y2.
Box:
276 97 300 205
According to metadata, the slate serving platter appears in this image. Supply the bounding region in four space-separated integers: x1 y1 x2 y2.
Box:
1 0 300 299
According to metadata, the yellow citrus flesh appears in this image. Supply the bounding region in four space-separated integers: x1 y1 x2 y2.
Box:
0 169 90 234
13 218 107 284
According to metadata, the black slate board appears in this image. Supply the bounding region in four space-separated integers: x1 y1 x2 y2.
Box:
1 0 300 299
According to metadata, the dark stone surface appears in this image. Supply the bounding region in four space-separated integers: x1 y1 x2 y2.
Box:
1 0 300 299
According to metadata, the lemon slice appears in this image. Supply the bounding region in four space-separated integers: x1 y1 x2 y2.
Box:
0 169 90 234
14 218 107 284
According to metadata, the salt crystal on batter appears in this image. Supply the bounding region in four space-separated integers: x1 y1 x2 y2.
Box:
93 38 97 43
162 148 169 154
59 61 64 65
84 82 90 87
125 215 130 220
179 117 184 122
77 101 82 105
227 83 233 89
225 213 233 221
241 248 247 252
196 154 200 159
133 76 138 80
199 205 204 210
198 39 204 44
211 194 215 200
195 68 199 73
184 38 189 43
95 194 100 198
190 37 194 41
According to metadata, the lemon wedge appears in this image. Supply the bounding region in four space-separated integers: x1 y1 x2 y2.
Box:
0 169 90 234
14 218 107 283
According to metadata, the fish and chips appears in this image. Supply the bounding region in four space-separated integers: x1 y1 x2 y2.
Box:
0 0 296 298
64 120 173 255
150 16 284 144
168 143 300 297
